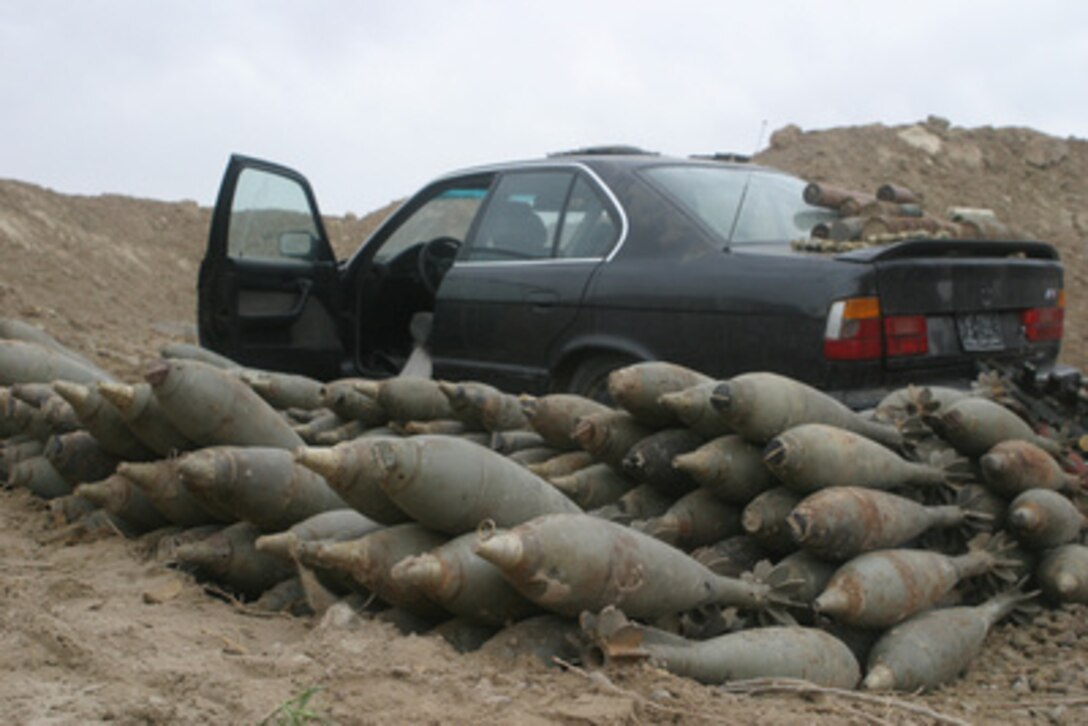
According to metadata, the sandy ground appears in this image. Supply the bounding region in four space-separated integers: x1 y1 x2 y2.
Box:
3 484 1087 725
3 118 1088 723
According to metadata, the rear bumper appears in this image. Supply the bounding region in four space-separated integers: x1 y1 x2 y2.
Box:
827 355 1063 411
828 378 972 411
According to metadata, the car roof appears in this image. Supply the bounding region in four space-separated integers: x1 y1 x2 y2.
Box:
438 147 790 181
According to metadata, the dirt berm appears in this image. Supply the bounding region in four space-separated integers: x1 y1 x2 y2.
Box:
1 119 1086 723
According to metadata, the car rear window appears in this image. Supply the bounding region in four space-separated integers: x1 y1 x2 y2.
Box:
641 165 835 244
731 172 838 243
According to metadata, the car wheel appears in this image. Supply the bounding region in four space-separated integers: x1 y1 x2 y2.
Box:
568 353 638 404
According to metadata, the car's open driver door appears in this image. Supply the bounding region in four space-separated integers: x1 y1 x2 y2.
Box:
198 155 345 379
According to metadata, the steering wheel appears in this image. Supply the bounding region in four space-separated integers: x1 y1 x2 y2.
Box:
417 236 462 295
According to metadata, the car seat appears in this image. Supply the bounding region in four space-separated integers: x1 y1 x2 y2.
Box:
481 200 549 258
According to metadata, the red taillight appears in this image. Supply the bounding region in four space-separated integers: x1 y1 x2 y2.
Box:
884 315 929 357
824 318 882 360
824 298 882 361
1022 306 1064 341
824 298 929 361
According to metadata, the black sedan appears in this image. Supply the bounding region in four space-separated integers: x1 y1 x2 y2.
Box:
198 148 1062 404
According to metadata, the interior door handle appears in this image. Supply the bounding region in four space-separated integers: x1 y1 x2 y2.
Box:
238 279 314 326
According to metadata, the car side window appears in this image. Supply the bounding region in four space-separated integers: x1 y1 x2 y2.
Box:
731 172 838 243
373 182 491 264
640 165 747 244
556 176 619 259
462 170 618 262
462 171 574 261
227 168 323 260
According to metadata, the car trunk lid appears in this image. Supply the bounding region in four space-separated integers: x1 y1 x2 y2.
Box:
833 238 1064 369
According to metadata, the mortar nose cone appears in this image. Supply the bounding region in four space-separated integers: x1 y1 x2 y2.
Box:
176 454 217 490
74 480 112 506
709 383 732 412
671 452 695 473
391 555 442 589
939 410 963 433
97 382 136 411
173 540 223 569
51 381 89 407
550 474 577 495
372 440 400 475
812 588 848 616
116 461 155 488
571 419 595 447
295 447 339 480
145 359 172 388
1008 505 1041 533
473 532 525 570
861 664 895 691
254 532 296 559
247 378 273 394
517 395 537 417
762 438 788 470
786 512 808 543
352 380 381 398
638 514 678 543
1055 573 1080 596
291 540 332 569
74 478 122 509
657 391 682 411
623 450 646 472
979 452 1005 476
741 508 763 535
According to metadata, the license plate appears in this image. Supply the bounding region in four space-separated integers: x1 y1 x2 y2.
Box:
957 313 1006 352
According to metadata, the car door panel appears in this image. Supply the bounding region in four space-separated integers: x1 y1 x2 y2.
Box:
433 260 602 391
430 169 621 392
198 155 345 379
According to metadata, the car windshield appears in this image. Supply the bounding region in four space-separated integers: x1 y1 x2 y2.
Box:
372 185 489 264
641 165 837 245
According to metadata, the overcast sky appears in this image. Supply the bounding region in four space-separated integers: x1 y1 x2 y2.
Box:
2 1 1085 217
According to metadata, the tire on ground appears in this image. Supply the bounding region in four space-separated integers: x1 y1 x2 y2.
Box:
567 353 639 404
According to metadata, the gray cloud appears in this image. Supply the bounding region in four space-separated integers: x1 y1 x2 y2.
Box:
1 0 1084 220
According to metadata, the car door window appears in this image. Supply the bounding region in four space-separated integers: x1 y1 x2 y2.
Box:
227 167 323 260
462 171 574 261
556 176 619 259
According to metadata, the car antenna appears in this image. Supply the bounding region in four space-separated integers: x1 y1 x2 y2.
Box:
725 119 768 243
753 118 768 154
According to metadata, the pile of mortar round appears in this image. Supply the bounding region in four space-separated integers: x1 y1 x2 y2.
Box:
4 328 1088 692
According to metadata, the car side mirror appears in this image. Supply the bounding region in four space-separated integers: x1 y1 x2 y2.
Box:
278 230 318 260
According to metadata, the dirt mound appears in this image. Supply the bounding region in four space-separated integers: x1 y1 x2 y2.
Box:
3 121 1088 722
0 180 393 380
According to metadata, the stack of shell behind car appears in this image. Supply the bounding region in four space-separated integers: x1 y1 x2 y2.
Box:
2 317 1087 693
794 180 1021 252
